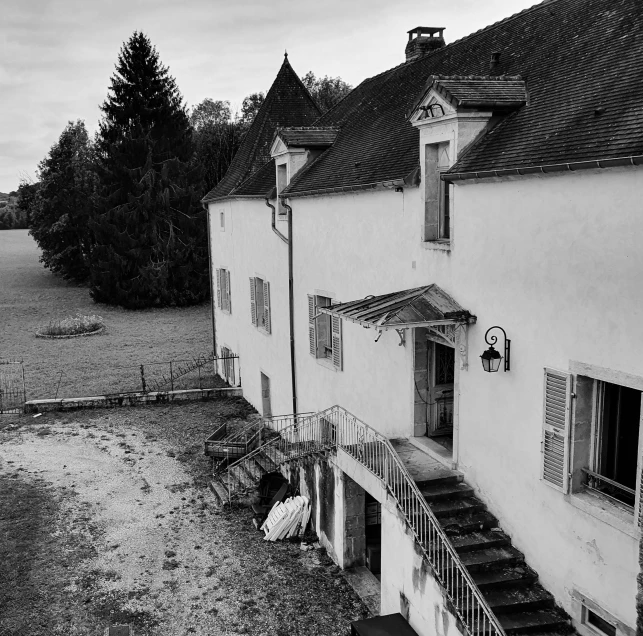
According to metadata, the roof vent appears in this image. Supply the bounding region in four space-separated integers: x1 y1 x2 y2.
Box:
490 52 501 72
405 27 445 62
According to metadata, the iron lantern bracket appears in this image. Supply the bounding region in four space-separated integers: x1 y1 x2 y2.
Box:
484 326 511 372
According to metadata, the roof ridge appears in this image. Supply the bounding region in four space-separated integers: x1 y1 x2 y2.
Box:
432 75 524 81
277 125 340 131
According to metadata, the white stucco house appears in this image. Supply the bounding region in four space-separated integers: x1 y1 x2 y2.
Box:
203 1 643 635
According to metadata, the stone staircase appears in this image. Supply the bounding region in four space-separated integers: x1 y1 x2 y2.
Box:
208 443 286 507
391 439 576 636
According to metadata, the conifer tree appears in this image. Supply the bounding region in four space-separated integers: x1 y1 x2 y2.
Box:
91 32 208 308
29 120 95 281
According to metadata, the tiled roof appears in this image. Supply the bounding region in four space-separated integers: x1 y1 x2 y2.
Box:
275 127 339 148
285 0 643 195
202 56 320 203
231 159 277 197
426 76 527 109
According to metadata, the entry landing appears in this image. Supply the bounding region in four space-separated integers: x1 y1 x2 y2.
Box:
389 439 461 485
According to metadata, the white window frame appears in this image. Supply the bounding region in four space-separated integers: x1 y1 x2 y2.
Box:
423 142 452 244
567 361 643 533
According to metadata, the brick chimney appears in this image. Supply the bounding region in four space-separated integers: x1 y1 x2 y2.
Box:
405 27 445 62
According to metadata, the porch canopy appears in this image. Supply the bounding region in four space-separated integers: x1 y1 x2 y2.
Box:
318 284 474 331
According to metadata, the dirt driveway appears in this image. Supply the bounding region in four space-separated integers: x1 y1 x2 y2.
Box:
0 402 368 636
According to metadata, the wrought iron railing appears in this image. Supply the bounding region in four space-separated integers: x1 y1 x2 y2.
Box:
225 405 505 636
582 467 635 508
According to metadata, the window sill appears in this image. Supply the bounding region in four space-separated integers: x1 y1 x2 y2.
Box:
567 489 640 539
315 356 340 372
422 240 451 252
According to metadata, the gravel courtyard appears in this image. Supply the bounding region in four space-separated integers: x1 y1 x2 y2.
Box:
0 402 368 636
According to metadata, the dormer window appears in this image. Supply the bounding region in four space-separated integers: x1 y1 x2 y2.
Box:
424 142 452 242
277 163 288 215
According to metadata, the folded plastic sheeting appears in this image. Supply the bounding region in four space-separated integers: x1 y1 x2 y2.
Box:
260 495 311 541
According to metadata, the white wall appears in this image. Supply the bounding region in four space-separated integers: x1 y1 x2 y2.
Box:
208 198 292 416
292 187 454 437
452 167 643 629
381 500 466 636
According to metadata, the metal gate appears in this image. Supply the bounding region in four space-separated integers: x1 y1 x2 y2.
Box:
0 360 26 414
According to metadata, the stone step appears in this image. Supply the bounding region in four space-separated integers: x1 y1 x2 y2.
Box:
208 478 228 506
253 453 277 474
497 609 571 635
430 497 487 518
232 463 258 490
456 546 524 573
440 510 499 535
420 481 474 502
468 565 539 591
482 585 556 615
450 529 511 553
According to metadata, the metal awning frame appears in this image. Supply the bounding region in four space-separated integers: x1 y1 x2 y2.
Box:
317 310 476 331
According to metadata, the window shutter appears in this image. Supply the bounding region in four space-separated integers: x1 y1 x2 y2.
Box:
308 295 316 357
331 315 343 371
249 277 256 326
226 270 232 313
541 368 572 493
263 280 271 334
216 269 222 309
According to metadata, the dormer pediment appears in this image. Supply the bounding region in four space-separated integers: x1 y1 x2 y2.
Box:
271 136 289 158
409 91 455 126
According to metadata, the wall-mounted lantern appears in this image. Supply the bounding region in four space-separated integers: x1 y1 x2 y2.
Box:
480 326 510 372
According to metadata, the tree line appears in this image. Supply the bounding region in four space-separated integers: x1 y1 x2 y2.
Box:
20 32 351 309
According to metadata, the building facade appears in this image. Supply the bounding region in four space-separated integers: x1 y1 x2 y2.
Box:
204 1 643 634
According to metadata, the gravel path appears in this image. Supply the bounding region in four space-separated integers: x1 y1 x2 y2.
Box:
0 407 368 636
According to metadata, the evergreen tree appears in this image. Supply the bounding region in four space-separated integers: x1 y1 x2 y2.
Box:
91 31 208 309
29 121 95 280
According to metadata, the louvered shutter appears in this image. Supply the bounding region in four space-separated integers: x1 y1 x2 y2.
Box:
226 270 232 313
541 368 572 493
308 295 317 357
331 315 343 371
263 280 271 334
249 277 256 325
216 269 222 308
637 468 643 528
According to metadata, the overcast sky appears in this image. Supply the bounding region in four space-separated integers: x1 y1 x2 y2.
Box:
0 0 538 193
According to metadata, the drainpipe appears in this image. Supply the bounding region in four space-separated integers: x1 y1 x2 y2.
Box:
281 199 298 417
265 198 288 244
203 202 217 358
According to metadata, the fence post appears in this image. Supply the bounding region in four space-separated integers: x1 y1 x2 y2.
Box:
54 370 64 400
140 365 146 393
198 364 202 389
169 361 174 392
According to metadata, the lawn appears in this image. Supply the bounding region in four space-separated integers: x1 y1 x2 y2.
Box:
0 230 216 401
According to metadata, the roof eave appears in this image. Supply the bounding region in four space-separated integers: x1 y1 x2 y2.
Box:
444 154 643 182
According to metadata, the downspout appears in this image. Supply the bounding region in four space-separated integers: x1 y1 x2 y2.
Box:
203 202 217 359
265 198 288 244
282 199 298 417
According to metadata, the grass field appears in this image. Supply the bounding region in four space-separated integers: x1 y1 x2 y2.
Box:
0 230 216 401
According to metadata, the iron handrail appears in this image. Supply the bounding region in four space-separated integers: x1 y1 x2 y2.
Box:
225 405 505 636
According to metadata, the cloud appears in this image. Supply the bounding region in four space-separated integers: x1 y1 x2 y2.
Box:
0 0 538 192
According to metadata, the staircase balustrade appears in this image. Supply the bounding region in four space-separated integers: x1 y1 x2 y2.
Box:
224 405 505 636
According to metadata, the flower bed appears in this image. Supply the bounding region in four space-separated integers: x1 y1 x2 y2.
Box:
36 314 104 339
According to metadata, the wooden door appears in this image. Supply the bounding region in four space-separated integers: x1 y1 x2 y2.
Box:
427 342 454 437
